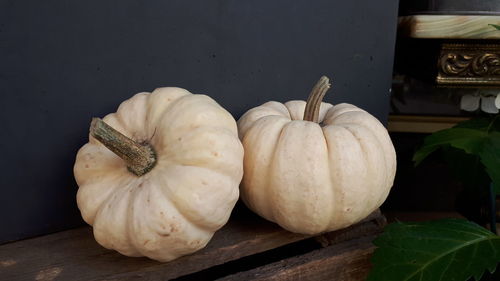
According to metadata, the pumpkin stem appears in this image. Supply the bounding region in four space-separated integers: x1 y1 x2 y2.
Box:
303 76 331 122
90 118 156 176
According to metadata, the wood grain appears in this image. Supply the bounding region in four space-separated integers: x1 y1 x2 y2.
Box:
387 115 470 133
399 15 500 39
217 236 376 281
0 206 383 281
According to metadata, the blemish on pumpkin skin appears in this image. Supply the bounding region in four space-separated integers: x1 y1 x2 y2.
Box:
85 164 89 168
201 181 208 185
143 240 150 246
138 183 143 188
212 152 219 157
0 259 16 267
35 267 62 281
170 224 179 233
189 240 201 247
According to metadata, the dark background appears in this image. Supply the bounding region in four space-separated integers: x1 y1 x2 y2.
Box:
399 0 500 15
0 0 399 243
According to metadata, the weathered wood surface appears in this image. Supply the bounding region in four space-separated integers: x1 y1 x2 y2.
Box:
0 207 383 281
399 15 500 39
217 236 376 281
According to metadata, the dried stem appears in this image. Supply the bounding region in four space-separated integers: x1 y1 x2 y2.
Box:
90 118 156 176
303 76 331 122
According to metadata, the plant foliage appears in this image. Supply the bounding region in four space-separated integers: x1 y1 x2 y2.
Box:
489 24 500 30
368 219 500 281
413 117 500 194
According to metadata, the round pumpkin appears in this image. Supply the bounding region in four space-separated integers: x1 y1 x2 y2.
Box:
237 76 396 235
74 87 243 262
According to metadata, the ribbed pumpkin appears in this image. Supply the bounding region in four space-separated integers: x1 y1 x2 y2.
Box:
74 87 243 262
237 76 396 234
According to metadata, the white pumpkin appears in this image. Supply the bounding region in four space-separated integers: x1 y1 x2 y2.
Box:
74 87 243 262
237 77 396 235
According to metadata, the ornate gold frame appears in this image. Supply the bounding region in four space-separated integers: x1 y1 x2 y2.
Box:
437 43 500 86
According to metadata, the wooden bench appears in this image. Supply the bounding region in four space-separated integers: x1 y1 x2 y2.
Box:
0 205 385 281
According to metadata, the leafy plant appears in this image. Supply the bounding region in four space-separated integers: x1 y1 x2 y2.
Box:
489 24 500 31
413 116 500 194
368 116 500 281
368 219 500 281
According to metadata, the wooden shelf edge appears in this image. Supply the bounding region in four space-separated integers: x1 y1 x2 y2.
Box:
388 115 470 133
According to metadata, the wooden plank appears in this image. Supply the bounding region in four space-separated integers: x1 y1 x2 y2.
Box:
398 15 500 39
106 211 385 281
315 210 385 247
0 207 306 281
217 236 377 281
384 211 464 223
0 207 383 281
387 115 470 133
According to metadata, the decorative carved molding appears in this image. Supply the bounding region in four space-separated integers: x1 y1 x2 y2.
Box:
437 43 500 86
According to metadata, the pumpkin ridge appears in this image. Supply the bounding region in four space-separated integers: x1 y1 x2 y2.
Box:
328 110 397 198
125 178 147 256
238 105 291 138
155 95 237 147
93 178 142 256
259 101 291 119
321 125 341 230
343 123 388 216
267 121 332 233
284 100 306 121
266 119 291 224
160 126 243 179
76 172 126 224
127 179 212 261
241 116 288 221
152 93 199 139
157 164 238 232
115 92 150 141
284 100 333 122
144 88 191 139
324 124 370 229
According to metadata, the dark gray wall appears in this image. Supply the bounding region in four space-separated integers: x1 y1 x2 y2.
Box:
0 0 399 243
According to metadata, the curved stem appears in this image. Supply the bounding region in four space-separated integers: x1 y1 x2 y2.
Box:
90 118 156 176
303 76 331 122
489 182 497 234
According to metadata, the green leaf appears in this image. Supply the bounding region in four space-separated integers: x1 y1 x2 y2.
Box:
441 146 490 191
413 117 500 191
489 24 500 30
413 128 487 166
368 219 500 281
454 118 492 130
479 134 500 195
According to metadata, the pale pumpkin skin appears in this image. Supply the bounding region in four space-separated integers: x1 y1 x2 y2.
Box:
74 87 243 262
238 100 396 235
